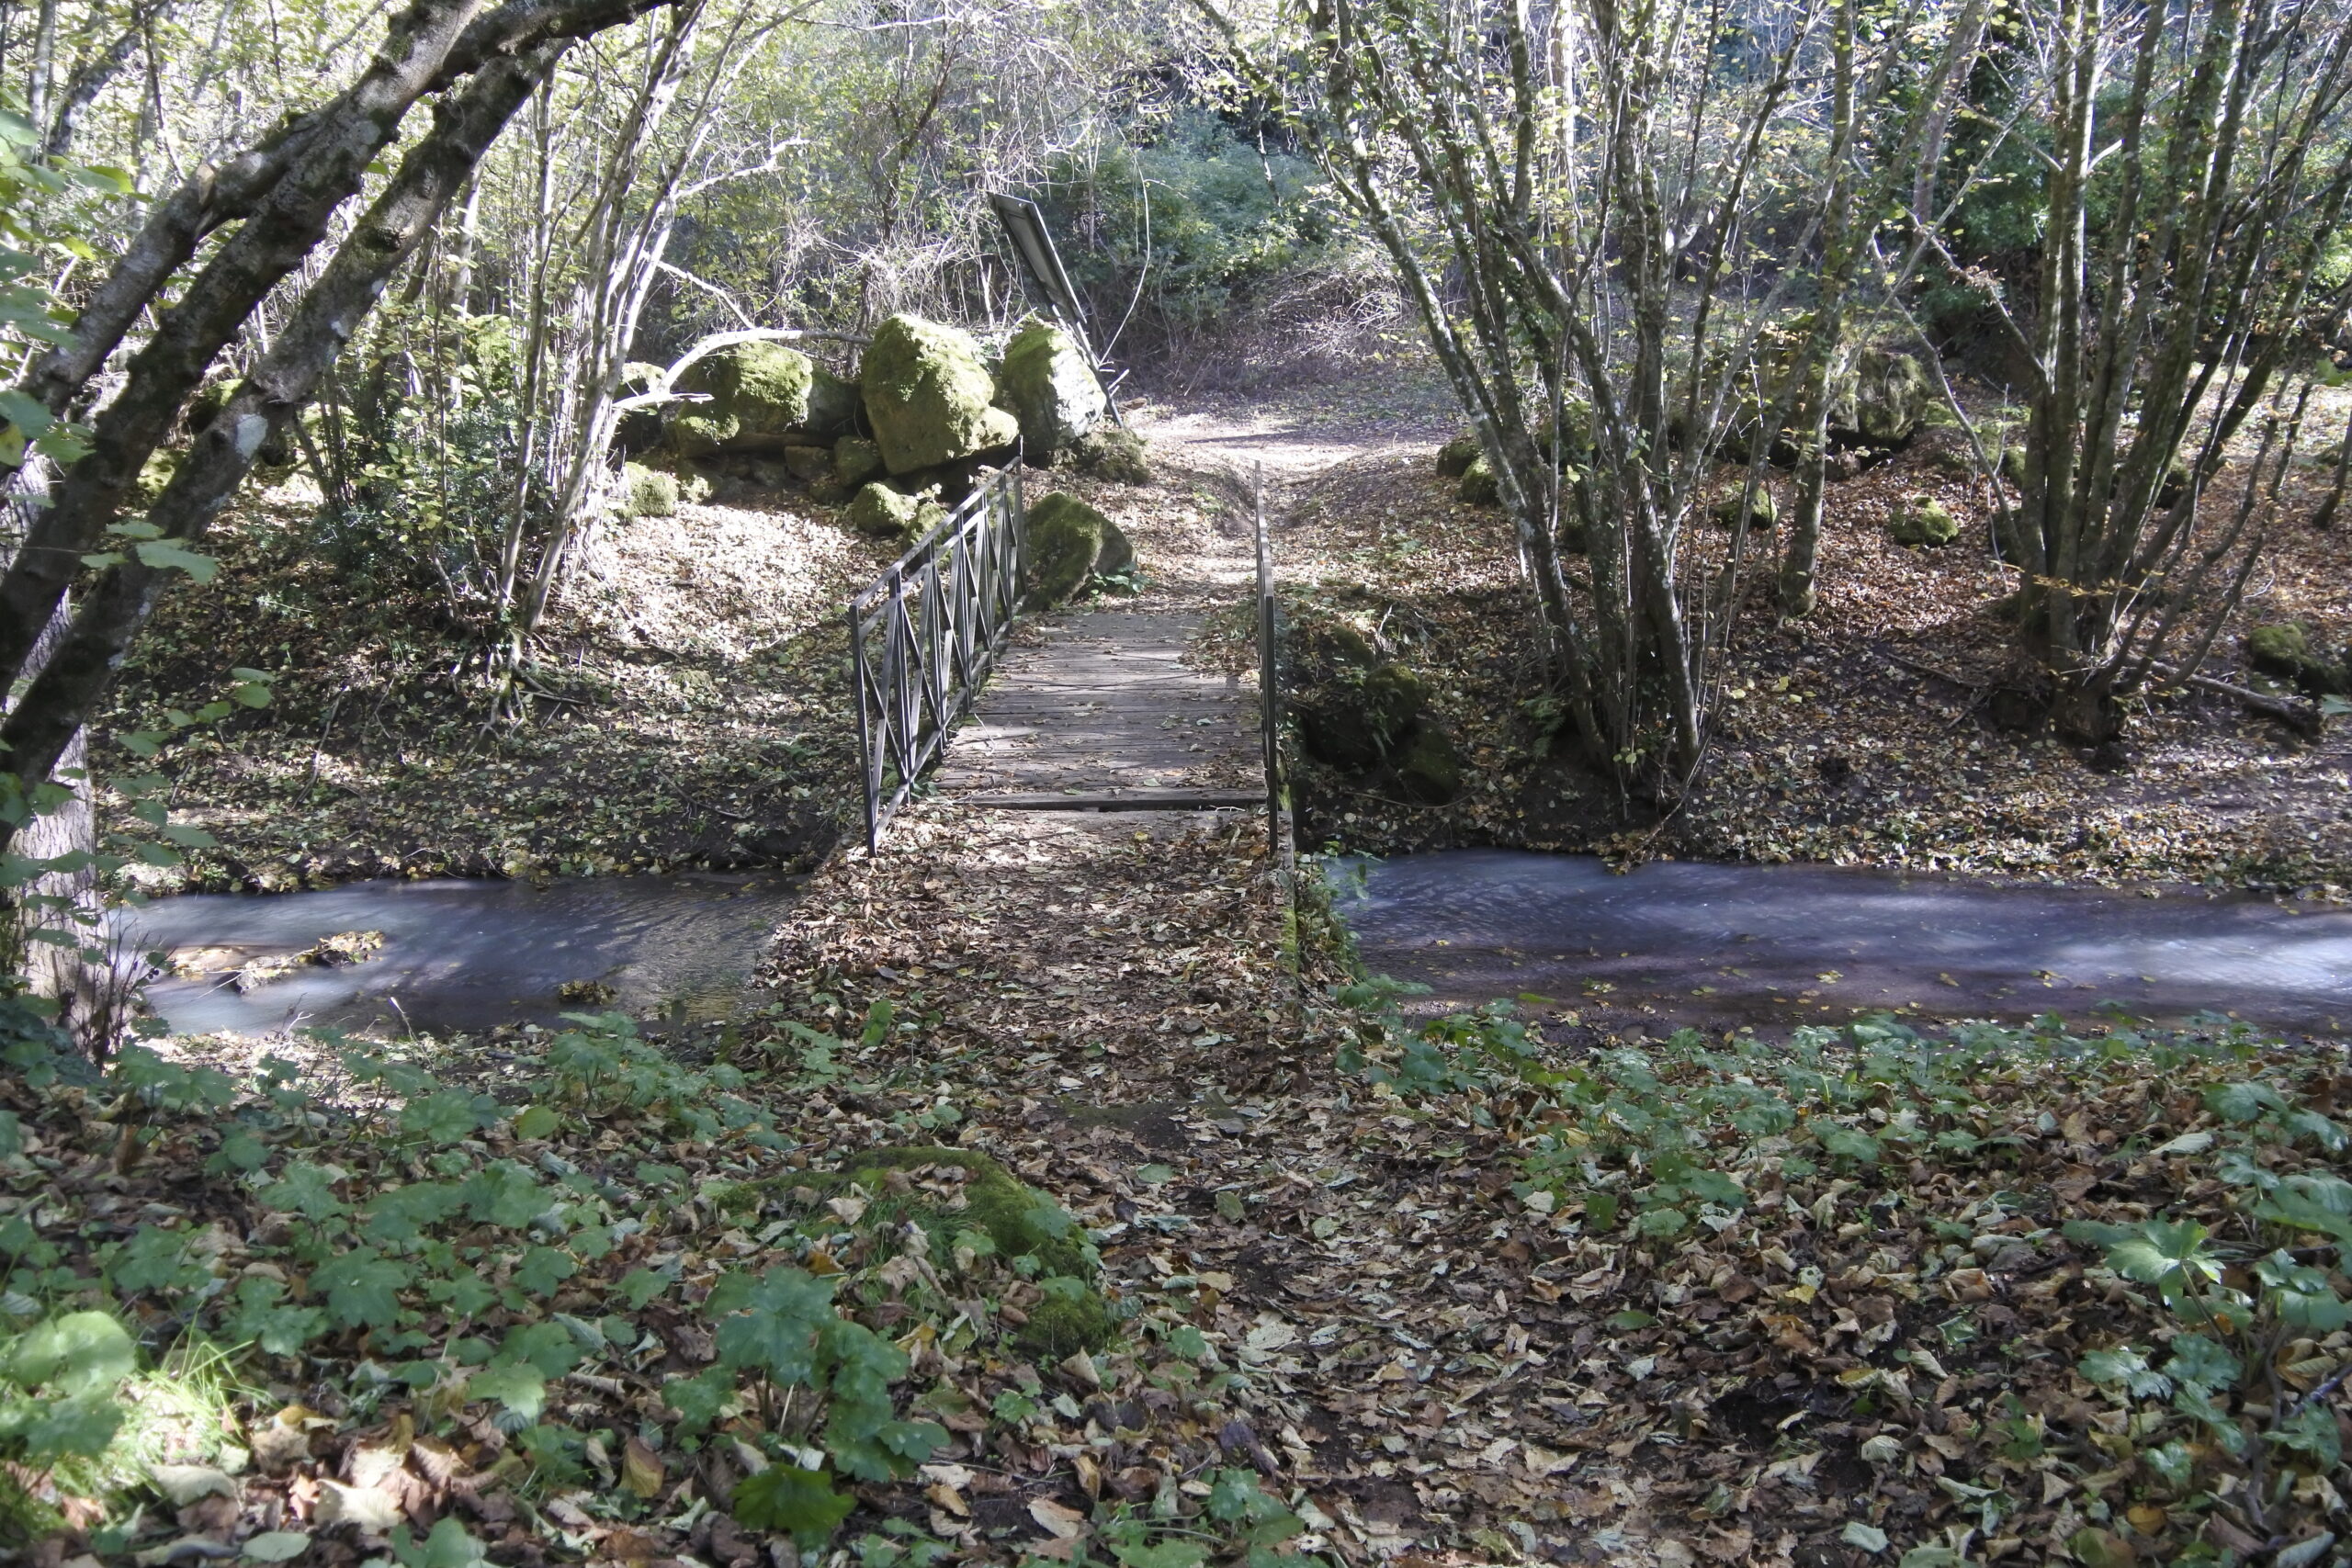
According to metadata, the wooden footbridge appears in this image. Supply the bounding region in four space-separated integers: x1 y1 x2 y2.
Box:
847 462 1281 850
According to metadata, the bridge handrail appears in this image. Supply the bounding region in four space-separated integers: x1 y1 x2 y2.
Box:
847 461 1027 851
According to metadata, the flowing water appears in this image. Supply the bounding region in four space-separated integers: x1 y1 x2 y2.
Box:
1330 850 2352 1033
121 874 797 1037
118 850 2352 1040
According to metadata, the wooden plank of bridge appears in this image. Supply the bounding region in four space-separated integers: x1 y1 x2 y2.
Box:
933 609 1260 810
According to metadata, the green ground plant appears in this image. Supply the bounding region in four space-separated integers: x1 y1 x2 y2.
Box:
1337 987 2351 1561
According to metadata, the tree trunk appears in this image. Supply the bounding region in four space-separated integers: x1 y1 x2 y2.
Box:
0 39 574 856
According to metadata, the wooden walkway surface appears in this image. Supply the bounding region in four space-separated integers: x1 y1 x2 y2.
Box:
933 610 1260 810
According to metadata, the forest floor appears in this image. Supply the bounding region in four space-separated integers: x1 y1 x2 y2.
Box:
1251 372 2352 893
40 391 2350 1568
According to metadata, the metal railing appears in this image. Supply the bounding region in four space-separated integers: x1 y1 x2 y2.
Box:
848 462 1027 851
1252 463 1284 855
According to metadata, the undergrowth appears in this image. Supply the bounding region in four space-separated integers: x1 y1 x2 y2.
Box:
1337 987 2352 1564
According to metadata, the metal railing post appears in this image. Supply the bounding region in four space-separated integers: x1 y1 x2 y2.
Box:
1254 462 1282 856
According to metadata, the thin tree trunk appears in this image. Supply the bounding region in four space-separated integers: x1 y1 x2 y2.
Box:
0 39 574 852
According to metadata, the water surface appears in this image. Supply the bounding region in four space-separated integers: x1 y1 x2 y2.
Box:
122 874 796 1036
1331 851 2352 1032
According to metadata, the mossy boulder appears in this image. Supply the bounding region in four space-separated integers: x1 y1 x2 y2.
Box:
1846 346 1931 446
1711 486 1778 530
1999 445 2030 489
1024 491 1109 606
668 412 739 458
622 462 681 518
678 341 818 451
846 481 929 540
1436 433 1482 478
1460 455 1500 505
2246 621 2349 695
1095 517 1136 578
783 445 833 484
1016 1285 1118 1359
1297 662 1428 769
834 436 885 489
862 313 1020 475
1393 724 1463 805
1069 424 1150 484
1889 493 1960 547
829 1145 1094 1279
998 316 1108 462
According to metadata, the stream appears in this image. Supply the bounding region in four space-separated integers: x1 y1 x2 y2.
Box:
122 873 797 1037
119 850 2352 1040
1331 850 2352 1033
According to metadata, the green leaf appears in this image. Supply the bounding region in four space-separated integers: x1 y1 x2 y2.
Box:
361 1182 463 1245
495 1322 585 1378
662 1366 735 1432
401 1089 499 1145
458 1162 549 1228
12 1389 125 1461
464 1362 546 1421
617 1268 671 1309
220 1277 326 1357
239 1530 312 1563
7 1310 134 1393
1112 1543 1205 1568
714 1267 834 1383
2080 1346 2170 1399
731 1464 854 1549
2205 1080 2288 1123
132 539 218 582
107 1224 202 1295
1815 1123 1881 1163
1634 1205 1689 1239
512 1105 560 1139
311 1248 411 1329
259 1163 347 1219
2162 1334 2240 1394
1839 1523 1889 1555
514 1246 576 1297
2264 1404 2343 1470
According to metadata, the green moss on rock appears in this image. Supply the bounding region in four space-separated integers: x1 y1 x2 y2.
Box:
1889 493 1960 547
680 341 817 449
1015 1289 1118 1359
831 1146 1093 1279
861 314 1020 474
1297 661 1428 770
783 445 833 484
1393 724 1463 805
1069 425 1150 484
1849 346 1930 446
2247 621 2349 695
805 367 861 441
1095 517 1136 578
1436 433 1482 478
1023 491 1107 606
1459 455 1500 505
847 481 924 539
1710 486 1778 530
834 437 884 489
622 462 681 518
668 412 740 458
999 317 1108 462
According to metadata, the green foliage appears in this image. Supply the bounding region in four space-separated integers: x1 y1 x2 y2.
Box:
1034 110 1372 345
0 1311 135 1466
